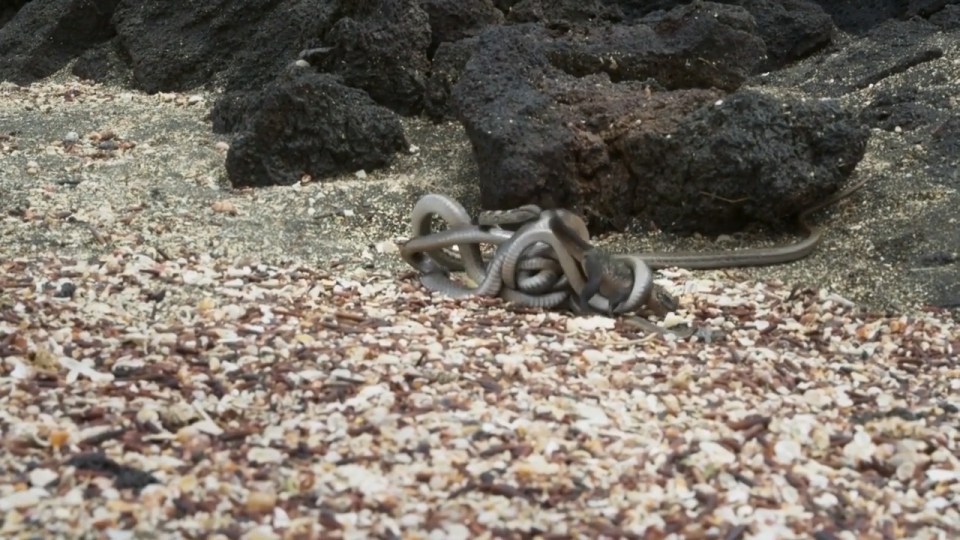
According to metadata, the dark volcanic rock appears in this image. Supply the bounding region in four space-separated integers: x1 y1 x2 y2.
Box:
113 0 244 92
113 0 338 94
614 90 869 234
553 2 764 92
0 0 119 85
502 0 834 73
810 0 907 33
754 6 958 309
930 4 960 28
210 90 255 135
224 70 408 188
451 5 866 234
219 0 339 93
426 1 834 120
810 0 959 33
424 37 479 121
726 0 835 72
759 18 945 98
420 0 503 56
907 0 959 18
859 86 949 132
71 40 133 86
414 0 502 119
452 25 582 212
504 0 625 23
307 0 431 115
464 2 764 92
0 1 29 29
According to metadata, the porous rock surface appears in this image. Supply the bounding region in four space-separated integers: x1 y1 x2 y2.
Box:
221 70 408 188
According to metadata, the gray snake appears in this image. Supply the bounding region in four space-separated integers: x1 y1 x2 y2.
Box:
399 179 867 315
399 194 660 314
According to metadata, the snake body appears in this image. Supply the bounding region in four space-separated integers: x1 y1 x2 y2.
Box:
546 213 661 315
635 178 869 269
400 196 575 306
402 194 487 278
494 209 654 314
399 180 867 315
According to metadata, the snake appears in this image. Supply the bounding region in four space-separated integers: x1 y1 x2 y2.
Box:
494 209 656 314
634 177 870 269
399 197 660 313
399 178 867 313
399 195 575 307
545 213 670 316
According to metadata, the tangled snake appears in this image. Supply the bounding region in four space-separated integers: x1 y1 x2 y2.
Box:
399 178 868 323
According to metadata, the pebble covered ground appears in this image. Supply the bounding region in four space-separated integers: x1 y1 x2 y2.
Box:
1 77 959 539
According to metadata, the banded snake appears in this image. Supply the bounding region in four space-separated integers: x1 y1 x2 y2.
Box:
399 178 868 318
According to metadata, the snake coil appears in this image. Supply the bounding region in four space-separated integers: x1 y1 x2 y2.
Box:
399 181 868 333
399 194 655 313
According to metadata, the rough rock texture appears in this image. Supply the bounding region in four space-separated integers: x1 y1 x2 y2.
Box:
726 0 835 72
0 1 29 29
424 37 478 120
756 16 960 308
71 40 134 87
551 3 764 92
224 70 408 187
859 86 950 133
930 3 960 28
306 0 432 115
811 0 960 33
613 91 869 234
209 90 257 135
218 0 340 93
810 0 910 33
773 18 946 98
0 0 119 84
111 0 338 94
503 0 836 73
113 0 257 92
0 0 867 232
451 9 866 234
420 0 503 56
504 0 625 23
